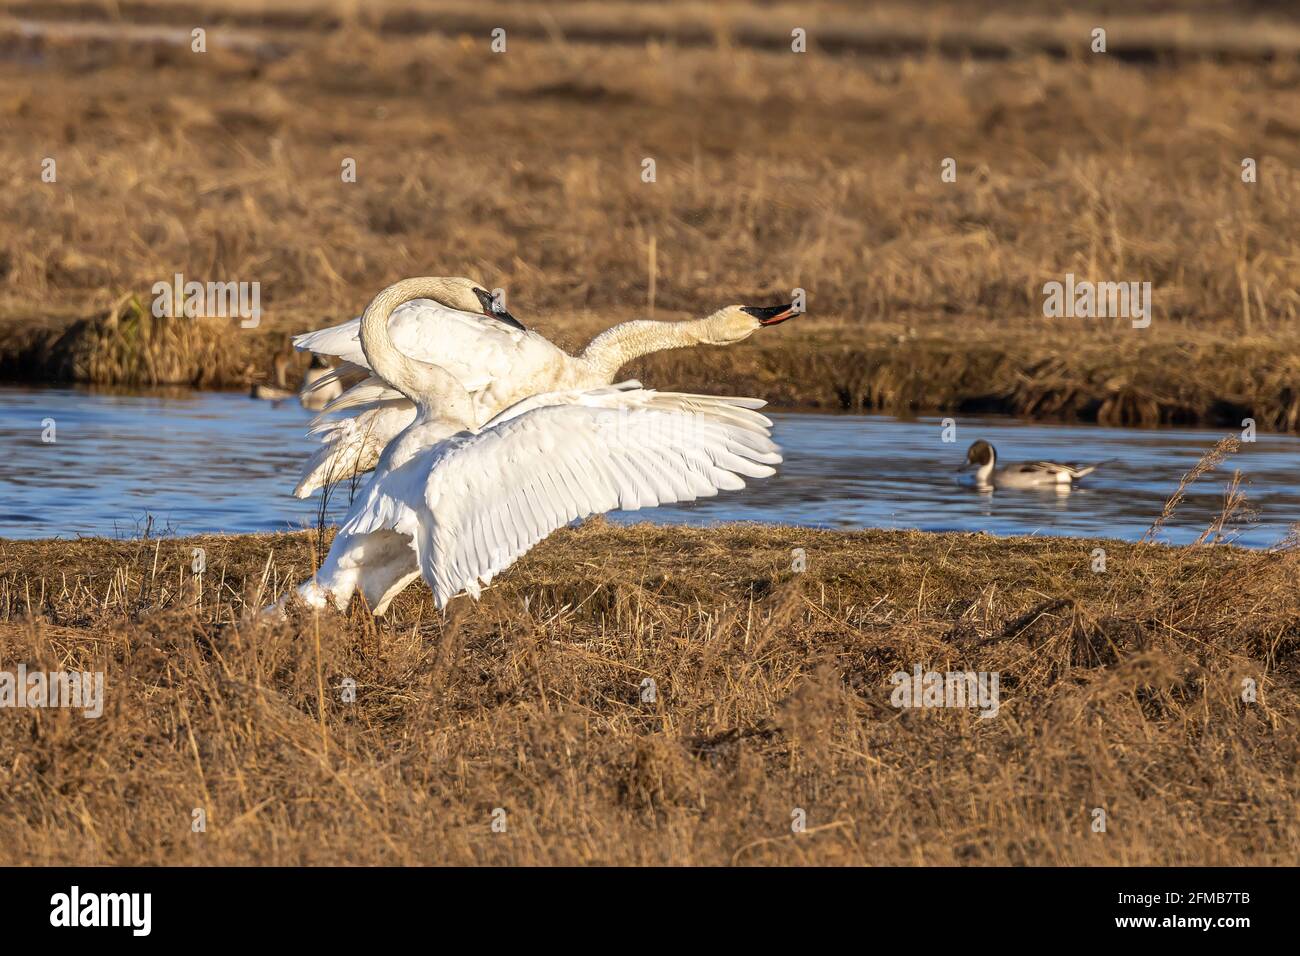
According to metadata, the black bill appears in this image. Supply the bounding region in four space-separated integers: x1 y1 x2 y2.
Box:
740 303 798 326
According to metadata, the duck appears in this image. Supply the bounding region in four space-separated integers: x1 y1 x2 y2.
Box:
249 347 295 401
279 277 782 615
298 354 344 411
959 439 1105 489
291 279 797 499
250 349 355 409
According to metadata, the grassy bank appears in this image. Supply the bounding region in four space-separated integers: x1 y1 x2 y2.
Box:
1 3 1299 426
1 523 1296 865
5 306 1298 430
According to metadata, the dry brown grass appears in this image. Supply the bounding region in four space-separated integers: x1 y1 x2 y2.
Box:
1 3 1299 427
1 521 1297 865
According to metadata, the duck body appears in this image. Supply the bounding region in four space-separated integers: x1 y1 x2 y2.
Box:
250 384 295 401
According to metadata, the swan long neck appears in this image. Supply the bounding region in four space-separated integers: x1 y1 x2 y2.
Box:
358 277 472 424
579 319 710 380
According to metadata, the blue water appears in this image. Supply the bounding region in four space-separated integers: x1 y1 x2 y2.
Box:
1 385 1295 546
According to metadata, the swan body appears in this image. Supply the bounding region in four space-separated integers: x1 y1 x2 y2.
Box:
298 298 575 416
959 439 1103 489
292 295 795 498
284 277 782 615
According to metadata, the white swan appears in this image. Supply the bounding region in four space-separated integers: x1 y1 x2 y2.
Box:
291 289 796 498
290 275 532 494
285 277 782 615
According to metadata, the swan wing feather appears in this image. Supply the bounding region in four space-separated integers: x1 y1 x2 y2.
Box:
292 402 416 498
413 388 781 607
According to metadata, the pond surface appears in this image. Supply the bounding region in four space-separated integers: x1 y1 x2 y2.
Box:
1 385 1295 546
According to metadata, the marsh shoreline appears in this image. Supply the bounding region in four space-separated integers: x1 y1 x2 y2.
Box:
3 311 1298 432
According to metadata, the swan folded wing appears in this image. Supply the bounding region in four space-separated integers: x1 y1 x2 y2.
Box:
294 300 558 380
293 301 452 365
414 390 782 608
293 315 363 364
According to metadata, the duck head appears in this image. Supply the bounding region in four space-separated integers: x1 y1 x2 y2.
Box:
959 440 997 474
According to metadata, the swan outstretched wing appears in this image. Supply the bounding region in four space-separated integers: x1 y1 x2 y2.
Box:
412 386 781 607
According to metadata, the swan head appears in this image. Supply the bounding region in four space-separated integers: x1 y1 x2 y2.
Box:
699 303 798 344
960 440 996 472
423 276 488 313
427 276 524 330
